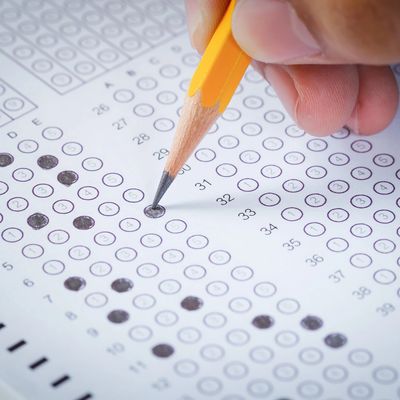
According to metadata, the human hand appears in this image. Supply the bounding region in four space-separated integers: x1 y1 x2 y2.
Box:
184 0 400 135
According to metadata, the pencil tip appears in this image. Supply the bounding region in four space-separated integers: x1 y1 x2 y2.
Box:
152 171 174 208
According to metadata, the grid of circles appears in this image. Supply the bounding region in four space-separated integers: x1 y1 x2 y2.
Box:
0 0 186 94
0 78 36 127
0 4 82 94
115 42 400 296
1 124 397 399
186 73 399 293
112 46 399 397
91 0 186 47
1 34 399 399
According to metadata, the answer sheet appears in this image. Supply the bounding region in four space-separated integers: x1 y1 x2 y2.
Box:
0 1 399 399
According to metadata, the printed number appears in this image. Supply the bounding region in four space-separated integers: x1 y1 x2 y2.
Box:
305 254 324 267
376 303 395 317
329 269 345 283
195 179 212 190
260 223 278 236
2 261 13 271
152 378 169 391
352 286 371 300
282 238 301 251
153 148 169 160
238 209 256 220
177 163 191 175
106 342 125 356
112 118 127 130
92 104 109 115
132 133 150 145
216 193 235 206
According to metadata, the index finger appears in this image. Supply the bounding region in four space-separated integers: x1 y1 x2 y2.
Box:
185 0 230 53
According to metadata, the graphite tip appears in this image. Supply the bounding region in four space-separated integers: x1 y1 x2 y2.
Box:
152 170 174 209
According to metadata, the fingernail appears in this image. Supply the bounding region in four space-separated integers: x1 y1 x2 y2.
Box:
233 0 321 63
184 0 204 51
263 64 298 121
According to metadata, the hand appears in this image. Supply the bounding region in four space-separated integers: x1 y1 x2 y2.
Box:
185 0 400 135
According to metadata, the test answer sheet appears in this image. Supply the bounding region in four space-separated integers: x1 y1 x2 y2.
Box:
0 1 399 399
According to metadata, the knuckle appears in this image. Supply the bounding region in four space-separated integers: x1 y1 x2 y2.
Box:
294 0 400 63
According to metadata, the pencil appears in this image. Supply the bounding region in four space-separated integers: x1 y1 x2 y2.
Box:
152 0 251 208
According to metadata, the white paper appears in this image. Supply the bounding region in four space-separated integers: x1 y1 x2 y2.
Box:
0 1 400 399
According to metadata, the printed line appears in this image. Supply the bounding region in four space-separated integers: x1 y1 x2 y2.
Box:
7 340 27 352
51 375 70 388
75 394 93 400
29 357 48 370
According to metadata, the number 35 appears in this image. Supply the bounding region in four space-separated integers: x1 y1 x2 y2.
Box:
282 238 301 251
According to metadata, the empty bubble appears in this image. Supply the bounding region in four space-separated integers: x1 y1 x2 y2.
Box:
250 346 274 364
128 325 152 342
42 126 63 140
155 310 178 327
348 349 373 366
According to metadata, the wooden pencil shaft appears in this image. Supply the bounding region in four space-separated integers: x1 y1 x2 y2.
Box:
188 0 250 112
156 0 250 199
165 92 220 177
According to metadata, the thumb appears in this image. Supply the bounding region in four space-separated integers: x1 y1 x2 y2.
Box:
232 0 400 65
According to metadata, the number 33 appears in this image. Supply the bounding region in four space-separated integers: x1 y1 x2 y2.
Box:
238 209 256 220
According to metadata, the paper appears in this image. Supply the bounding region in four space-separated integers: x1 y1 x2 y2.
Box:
0 1 399 399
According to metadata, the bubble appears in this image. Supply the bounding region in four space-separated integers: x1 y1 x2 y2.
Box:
324 333 347 348
37 154 59 169
73 216 95 230
57 170 79 186
64 276 86 291
152 343 174 358
144 204 165 218
181 296 203 311
111 278 133 293
300 315 323 330
27 212 49 230
107 309 130 324
0 153 14 167
252 315 274 329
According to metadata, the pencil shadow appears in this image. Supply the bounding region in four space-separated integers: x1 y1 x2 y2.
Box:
164 195 259 212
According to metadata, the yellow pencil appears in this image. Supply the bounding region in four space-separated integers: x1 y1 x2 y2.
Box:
152 0 250 208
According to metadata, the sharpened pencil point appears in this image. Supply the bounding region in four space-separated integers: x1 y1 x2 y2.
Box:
152 171 174 208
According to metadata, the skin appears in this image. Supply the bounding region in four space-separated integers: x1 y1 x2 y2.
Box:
184 0 400 135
